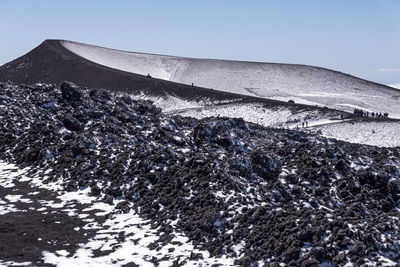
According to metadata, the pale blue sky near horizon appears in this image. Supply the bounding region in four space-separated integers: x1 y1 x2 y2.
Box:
1 0 399 86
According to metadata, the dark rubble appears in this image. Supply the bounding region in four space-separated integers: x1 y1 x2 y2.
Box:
0 81 399 266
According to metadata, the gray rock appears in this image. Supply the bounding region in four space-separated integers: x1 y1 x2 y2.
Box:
61 81 82 102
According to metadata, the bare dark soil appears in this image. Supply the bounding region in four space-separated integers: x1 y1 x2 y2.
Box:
0 177 101 266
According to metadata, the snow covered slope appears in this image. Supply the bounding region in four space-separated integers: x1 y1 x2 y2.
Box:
133 93 400 147
62 40 400 118
389 83 400 89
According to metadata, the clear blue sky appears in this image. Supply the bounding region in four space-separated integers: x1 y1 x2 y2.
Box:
1 0 399 85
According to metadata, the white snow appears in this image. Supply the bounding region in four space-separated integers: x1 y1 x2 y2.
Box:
5 194 32 203
314 120 400 147
0 204 19 215
0 163 32 215
0 161 30 188
44 210 235 267
388 83 400 89
0 261 32 266
62 40 400 118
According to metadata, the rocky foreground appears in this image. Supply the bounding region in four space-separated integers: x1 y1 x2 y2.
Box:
0 81 399 266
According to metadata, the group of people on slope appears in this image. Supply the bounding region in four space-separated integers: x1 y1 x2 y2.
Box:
353 108 388 119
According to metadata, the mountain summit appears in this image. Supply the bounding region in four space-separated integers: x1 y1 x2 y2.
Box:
1 40 400 118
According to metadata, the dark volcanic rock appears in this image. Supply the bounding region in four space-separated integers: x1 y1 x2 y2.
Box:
62 117 84 131
250 148 282 180
61 81 82 102
0 81 399 266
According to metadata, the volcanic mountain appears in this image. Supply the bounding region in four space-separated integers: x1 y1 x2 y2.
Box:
1 40 399 147
2 40 399 116
1 40 400 266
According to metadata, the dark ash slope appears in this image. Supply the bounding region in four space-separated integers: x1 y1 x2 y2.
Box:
0 40 228 99
0 81 399 266
0 40 269 101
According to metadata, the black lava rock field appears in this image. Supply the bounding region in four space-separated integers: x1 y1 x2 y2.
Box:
0 81 399 266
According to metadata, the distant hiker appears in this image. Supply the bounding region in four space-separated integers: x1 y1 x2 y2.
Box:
354 108 364 117
366 111 369 117
147 74 152 78
371 112 375 118
306 121 308 127
384 112 388 118
302 122 305 127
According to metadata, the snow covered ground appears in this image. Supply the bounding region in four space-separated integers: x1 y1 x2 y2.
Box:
314 120 400 147
389 83 400 89
130 93 400 148
62 40 400 118
0 161 236 267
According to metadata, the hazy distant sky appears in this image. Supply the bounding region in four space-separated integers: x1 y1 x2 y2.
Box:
1 0 399 86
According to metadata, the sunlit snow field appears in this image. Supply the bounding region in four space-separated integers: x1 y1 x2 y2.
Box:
129 93 400 148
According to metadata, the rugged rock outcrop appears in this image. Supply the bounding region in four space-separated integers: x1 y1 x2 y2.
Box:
0 81 399 265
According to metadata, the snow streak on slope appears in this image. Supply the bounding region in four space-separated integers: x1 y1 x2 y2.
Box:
62 40 400 118
389 83 400 89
